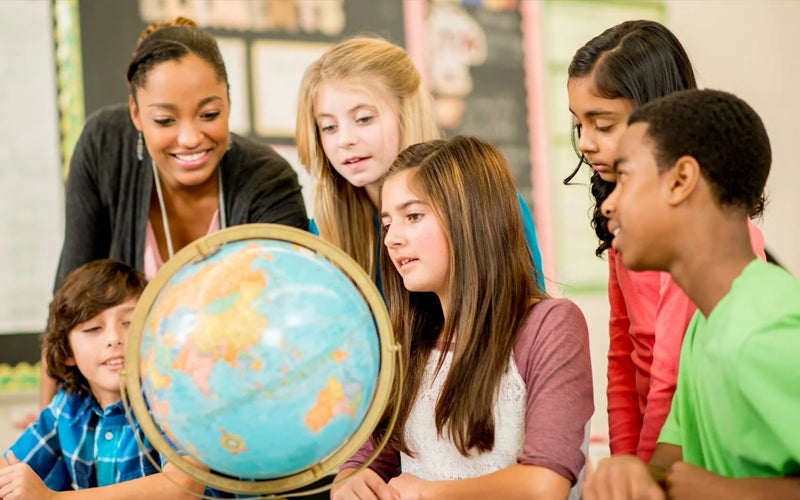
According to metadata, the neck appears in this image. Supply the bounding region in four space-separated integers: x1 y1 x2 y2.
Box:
364 182 380 210
669 214 756 317
157 170 220 202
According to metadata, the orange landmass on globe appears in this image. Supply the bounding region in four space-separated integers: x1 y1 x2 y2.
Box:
305 377 354 433
151 244 272 395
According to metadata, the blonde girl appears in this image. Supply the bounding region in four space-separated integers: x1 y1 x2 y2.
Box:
296 36 544 288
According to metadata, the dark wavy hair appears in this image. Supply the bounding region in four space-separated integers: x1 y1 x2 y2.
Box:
45 259 147 395
564 20 696 256
630 89 770 217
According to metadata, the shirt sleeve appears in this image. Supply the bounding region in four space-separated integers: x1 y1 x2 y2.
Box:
515 191 546 290
7 391 71 490
735 321 800 468
54 112 113 292
339 436 401 482
514 299 594 484
606 251 642 456
638 274 696 461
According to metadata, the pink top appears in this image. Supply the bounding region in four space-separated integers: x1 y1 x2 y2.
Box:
607 219 766 460
143 210 220 281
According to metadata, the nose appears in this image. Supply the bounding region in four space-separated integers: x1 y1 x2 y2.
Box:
601 184 619 217
106 324 125 348
383 221 404 249
337 122 357 148
577 126 597 155
177 120 203 149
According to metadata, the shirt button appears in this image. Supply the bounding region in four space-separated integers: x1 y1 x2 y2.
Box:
105 431 114 440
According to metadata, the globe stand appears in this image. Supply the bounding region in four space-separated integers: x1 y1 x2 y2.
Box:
122 224 402 498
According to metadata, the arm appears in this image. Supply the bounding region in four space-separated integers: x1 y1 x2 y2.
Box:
664 462 800 500
606 251 642 455
515 191 546 290
0 459 203 500
639 275 695 461
229 139 309 230
390 464 568 500
39 345 57 409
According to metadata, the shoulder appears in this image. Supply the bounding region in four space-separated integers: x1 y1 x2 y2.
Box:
729 261 800 320
514 298 588 351
82 103 136 137
226 134 292 172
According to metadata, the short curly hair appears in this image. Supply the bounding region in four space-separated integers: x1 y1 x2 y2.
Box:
45 259 147 395
630 88 770 217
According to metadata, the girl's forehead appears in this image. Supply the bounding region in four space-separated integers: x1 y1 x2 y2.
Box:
319 78 397 107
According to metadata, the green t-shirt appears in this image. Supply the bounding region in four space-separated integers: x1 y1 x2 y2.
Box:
659 259 800 477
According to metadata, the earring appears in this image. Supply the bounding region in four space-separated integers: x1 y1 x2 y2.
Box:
136 131 144 161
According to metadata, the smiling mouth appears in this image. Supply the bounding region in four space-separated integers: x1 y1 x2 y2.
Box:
103 357 124 367
174 150 210 162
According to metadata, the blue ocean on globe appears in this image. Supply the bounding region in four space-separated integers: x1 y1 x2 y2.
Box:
138 239 381 479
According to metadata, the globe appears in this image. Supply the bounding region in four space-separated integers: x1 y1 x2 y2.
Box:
123 224 398 496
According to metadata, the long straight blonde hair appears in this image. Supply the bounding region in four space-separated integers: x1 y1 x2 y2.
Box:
296 36 440 279
377 136 547 456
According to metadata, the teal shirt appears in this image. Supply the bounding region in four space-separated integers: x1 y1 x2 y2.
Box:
658 259 800 477
308 191 546 290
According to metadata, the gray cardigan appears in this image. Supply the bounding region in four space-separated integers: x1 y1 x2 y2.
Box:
55 103 309 290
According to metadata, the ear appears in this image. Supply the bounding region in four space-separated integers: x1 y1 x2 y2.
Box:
65 356 76 367
129 95 141 131
665 155 701 206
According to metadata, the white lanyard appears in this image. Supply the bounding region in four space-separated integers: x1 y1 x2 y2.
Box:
151 161 227 259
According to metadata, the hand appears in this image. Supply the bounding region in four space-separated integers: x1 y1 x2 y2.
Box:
583 454 665 500
331 467 400 500
663 461 732 500
387 473 430 500
0 451 55 500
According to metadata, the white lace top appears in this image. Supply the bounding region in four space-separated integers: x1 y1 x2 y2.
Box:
401 349 526 480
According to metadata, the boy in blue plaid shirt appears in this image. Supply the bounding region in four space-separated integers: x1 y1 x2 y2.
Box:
0 259 205 498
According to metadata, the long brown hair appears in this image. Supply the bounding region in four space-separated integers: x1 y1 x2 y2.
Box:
295 36 439 280
376 136 547 456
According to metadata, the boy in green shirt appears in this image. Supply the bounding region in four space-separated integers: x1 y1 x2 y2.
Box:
584 89 800 499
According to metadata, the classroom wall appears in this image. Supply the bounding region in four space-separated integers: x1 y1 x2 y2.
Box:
668 0 800 276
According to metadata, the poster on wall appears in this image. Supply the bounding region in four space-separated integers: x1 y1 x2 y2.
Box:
420 0 535 205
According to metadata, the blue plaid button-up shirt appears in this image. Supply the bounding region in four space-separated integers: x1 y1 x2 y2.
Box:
6 389 159 490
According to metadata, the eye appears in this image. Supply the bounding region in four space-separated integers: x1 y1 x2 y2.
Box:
407 213 423 222
201 110 221 121
356 115 374 125
81 325 102 334
596 122 615 133
153 117 174 126
319 123 336 134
